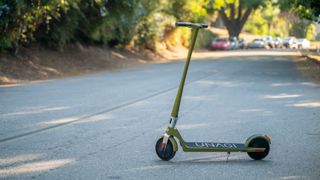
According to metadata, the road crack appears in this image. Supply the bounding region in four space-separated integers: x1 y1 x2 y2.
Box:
0 70 216 144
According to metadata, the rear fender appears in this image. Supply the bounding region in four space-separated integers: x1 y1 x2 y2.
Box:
245 134 271 147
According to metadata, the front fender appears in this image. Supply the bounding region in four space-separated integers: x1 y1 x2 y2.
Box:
169 137 178 152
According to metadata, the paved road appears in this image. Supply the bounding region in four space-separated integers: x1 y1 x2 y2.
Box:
0 50 319 179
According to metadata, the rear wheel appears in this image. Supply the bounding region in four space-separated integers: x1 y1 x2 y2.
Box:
247 137 270 160
155 137 176 161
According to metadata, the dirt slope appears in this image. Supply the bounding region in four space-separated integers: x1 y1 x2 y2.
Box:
0 44 158 85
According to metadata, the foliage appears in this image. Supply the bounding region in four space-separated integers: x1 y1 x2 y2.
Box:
166 0 208 22
0 0 65 49
305 24 316 40
35 0 142 49
1 0 317 52
0 0 210 51
195 29 216 48
211 0 318 39
244 2 288 37
244 9 268 36
133 0 209 51
279 0 320 22
163 27 191 49
243 2 318 40
0 0 148 50
316 33 320 41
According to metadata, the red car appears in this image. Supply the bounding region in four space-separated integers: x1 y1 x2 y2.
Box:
210 38 231 50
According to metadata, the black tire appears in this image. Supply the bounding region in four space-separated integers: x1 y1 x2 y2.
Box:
155 137 176 161
247 137 270 160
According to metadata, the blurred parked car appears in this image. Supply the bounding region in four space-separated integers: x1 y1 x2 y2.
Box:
283 37 298 49
265 36 275 48
210 38 231 50
248 38 268 49
297 38 310 49
238 38 248 49
273 37 283 48
228 36 239 49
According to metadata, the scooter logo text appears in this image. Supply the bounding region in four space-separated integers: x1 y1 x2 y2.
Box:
194 142 238 148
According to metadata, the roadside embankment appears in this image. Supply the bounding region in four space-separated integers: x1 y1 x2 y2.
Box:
295 50 320 83
306 54 320 63
0 44 160 85
1 47 319 86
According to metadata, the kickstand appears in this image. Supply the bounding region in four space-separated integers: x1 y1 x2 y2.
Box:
226 152 230 162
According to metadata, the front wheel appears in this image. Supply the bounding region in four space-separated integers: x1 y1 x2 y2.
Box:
247 137 270 160
155 137 176 161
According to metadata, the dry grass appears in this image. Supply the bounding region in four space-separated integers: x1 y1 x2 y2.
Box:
308 55 320 62
310 41 320 49
295 56 320 83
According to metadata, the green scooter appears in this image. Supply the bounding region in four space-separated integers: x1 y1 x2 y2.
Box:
155 22 271 161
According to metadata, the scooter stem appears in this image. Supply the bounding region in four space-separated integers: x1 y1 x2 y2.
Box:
171 27 199 118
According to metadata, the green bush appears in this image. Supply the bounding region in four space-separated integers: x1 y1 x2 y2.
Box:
195 29 216 49
133 0 209 51
35 5 82 49
134 12 176 51
35 0 141 49
0 0 65 50
316 33 320 41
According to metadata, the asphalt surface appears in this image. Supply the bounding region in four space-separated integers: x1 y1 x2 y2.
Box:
0 50 319 180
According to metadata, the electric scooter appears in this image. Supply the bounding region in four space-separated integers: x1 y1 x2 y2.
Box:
155 22 271 161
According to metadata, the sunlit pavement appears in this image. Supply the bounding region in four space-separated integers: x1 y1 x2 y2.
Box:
0 50 319 179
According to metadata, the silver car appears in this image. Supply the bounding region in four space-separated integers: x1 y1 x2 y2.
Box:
283 37 298 49
249 38 268 49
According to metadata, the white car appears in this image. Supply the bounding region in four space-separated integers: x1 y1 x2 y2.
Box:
297 39 310 49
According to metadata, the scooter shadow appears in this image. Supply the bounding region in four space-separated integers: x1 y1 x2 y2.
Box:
168 154 271 166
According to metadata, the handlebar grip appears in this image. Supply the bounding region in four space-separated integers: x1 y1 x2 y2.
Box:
175 22 208 29
175 22 191 27
201 24 208 28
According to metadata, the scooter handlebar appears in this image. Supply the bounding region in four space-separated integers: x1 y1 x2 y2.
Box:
175 22 208 29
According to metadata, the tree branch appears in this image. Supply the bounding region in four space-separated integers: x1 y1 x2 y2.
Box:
219 8 230 28
239 7 252 29
237 1 243 21
230 3 235 20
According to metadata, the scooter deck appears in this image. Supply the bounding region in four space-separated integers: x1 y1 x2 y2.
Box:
183 142 265 152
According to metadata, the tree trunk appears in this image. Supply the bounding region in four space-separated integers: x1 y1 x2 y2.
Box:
267 22 271 36
219 6 253 39
227 27 242 38
219 9 241 38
